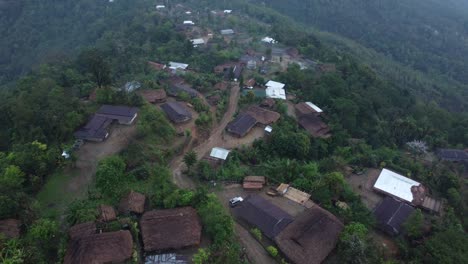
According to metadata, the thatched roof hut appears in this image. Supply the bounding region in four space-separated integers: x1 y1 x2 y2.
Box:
68 222 96 241
99 205 117 222
138 89 167 103
64 230 133 264
140 207 202 252
275 206 344 264
119 191 146 214
0 219 20 239
245 106 280 125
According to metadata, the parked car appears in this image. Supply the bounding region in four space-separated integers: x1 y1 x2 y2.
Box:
229 197 243 207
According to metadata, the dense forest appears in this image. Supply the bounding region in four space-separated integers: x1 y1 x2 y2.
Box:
256 0 468 112
0 0 467 263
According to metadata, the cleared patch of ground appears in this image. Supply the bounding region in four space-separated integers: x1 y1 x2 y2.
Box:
345 168 383 210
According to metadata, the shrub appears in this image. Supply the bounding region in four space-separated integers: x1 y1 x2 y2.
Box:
267 246 278 257
250 228 262 241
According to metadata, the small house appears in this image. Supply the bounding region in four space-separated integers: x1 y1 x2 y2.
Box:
119 191 146 214
295 102 323 116
168 62 189 71
265 80 286 100
96 105 139 125
245 105 280 125
140 207 202 252
138 89 167 104
373 169 421 204
191 38 205 47
226 113 257 137
275 206 344 264
74 115 112 142
160 102 192 123
373 196 415 236
233 195 294 239
298 115 331 138
64 230 133 264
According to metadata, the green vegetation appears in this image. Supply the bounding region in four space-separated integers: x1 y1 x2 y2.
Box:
266 246 279 257
250 228 262 241
0 0 467 263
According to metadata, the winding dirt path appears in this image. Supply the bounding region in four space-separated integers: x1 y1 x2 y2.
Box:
169 83 240 189
169 83 276 264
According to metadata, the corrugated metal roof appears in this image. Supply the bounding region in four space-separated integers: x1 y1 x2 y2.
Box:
374 169 420 202
210 147 230 160
265 80 285 89
305 102 323 113
169 62 189 70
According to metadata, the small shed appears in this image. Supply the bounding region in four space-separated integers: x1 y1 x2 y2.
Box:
99 205 117 222
209 147 230 161
220 29 235 35
276 184 311 206
140 207 202 252
119 191 146 214
0 219 20 239
243 176 266 190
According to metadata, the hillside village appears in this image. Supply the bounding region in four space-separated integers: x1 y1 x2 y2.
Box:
0 1 467 264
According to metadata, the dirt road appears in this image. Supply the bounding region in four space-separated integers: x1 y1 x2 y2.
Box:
170 83 241 189
67 124 137 195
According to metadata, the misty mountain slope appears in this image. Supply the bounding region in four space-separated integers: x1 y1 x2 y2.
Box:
0 0 151 85
259 0 468 80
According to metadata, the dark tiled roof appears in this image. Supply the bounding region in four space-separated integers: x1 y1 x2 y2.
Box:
97 105 138 117
160 102 192 123
233 195 293 239
96 105 139 124
373 197 415 236
140 207 202 252
168 84 198 98
226 113 257 137
275 207 344 264
437 149 468 162
74 115 112 141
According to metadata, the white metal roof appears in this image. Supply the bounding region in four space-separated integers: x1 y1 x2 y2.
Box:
168 62 189 70
220 29 234 35
224 10 232 14
265 80 285 89
183 20 194 25
265 126 273 133
191 38 205 45
210 147 230 160
373 168 420 202
305 102 323 113
266 86 286 100
261 37 277 44
156 5 165 9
